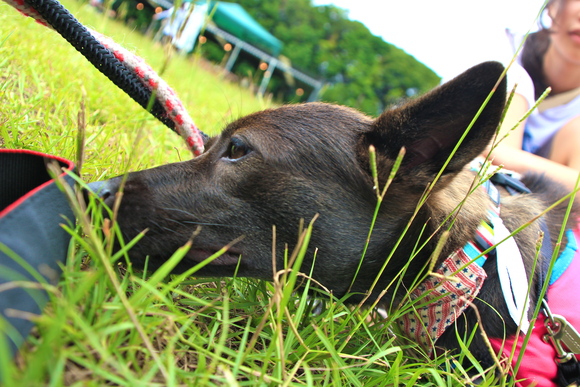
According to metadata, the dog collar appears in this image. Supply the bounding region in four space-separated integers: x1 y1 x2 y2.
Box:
395 219 489 351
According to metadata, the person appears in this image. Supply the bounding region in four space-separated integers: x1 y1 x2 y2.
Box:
487 0 580 191
153 0 208 53
485 3 580 386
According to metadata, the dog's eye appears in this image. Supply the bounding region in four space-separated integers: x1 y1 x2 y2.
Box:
224 138 249 160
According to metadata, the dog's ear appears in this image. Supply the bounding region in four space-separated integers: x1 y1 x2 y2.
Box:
361 61 506 182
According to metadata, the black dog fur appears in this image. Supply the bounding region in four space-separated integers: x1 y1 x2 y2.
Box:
90 61 576 368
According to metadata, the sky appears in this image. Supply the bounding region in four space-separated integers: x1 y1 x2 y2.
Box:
312 0 548 82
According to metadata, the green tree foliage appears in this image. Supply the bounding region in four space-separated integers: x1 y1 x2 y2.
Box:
230 0 441 115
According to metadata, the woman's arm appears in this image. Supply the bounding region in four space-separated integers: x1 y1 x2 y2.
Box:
548 115 580 170
486 93 580 190
489 144 580 190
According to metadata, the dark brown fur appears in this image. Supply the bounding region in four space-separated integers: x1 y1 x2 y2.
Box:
89 62 576 368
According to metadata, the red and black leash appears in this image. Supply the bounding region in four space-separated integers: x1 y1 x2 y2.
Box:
5 0 206 155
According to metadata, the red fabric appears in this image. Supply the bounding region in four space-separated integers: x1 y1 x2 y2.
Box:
489 226 580 386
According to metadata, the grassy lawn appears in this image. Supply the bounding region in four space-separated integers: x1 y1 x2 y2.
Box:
0 1 516 385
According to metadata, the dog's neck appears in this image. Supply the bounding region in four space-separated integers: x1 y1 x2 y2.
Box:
396 173 532 352
425 169 491 262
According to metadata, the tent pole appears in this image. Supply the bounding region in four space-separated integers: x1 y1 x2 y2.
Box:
258 57 278 96
224 43 241 72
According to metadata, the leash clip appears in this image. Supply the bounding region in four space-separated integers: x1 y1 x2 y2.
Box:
542 300 579 363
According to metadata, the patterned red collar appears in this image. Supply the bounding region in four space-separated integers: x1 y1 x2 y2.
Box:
395 245 487 351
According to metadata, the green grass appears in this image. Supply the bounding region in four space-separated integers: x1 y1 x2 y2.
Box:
0 0 268 179
0 1 525 385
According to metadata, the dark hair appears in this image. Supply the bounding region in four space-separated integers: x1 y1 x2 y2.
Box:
521 29 550 99
520 0 562 99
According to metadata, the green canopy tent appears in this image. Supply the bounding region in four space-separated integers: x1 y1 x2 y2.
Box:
207 1 283 56
150 0 321 99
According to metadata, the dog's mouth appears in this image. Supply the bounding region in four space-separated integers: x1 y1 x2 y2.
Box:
185 248 242 266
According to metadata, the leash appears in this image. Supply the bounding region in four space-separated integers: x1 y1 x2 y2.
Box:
4 0 206 155
488 174 580 386
538 225 580 386
485 175 580 386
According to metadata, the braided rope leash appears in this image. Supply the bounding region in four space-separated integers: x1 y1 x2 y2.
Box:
90 30 205 154
4 0 205 156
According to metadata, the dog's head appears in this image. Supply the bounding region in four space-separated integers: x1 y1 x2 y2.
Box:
89 61 506 302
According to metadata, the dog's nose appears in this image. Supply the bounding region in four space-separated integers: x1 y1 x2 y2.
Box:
84 180 118 206
86 181 112 200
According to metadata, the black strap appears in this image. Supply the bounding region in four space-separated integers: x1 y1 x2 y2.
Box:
23 0 176 130
489 172 532 196
557 357 580 387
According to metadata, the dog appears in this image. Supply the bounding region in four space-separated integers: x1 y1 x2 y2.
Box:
88 61 579 384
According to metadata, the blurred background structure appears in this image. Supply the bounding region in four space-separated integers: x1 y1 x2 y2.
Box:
97 0 440 115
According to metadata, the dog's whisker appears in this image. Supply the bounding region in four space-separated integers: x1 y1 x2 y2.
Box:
163 216 244 229
158 210 242 229
147 219 179 235
165 218 187 226
179 220 244 229
161 207 199 217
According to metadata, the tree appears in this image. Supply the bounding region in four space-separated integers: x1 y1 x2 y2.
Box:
228 0 440 115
